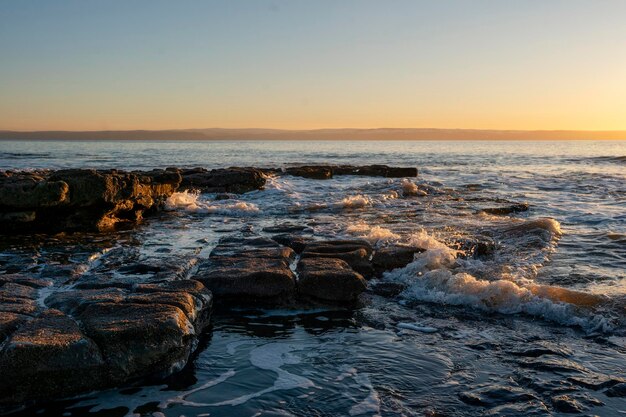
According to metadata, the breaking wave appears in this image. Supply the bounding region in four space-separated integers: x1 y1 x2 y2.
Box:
385 222 615 334
165 191 260 216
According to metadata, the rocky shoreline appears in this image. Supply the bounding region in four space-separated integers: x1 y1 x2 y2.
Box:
0 165 420 411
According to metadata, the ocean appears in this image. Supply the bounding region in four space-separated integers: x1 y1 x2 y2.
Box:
1 140 625 416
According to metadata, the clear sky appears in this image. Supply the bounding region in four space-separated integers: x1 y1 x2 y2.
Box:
1 0 625 131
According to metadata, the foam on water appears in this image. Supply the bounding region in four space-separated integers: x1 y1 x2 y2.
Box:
387 225 615 334
346 223 400 242
165 191 260 216
208 343 316 406
337 195 372 209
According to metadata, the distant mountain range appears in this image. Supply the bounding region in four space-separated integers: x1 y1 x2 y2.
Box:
1 128 624 140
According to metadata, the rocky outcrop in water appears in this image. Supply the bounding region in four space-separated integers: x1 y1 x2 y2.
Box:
284 164 417 179
301 240 374 278
194 237 297 303
0 169 181 233
297 258 366 302
0 269 212 408
175 167 266 193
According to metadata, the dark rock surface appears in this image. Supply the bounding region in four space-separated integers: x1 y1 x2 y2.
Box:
283 165 418 179
372 245 424 276
271 233 313 254
0 169 181 233
175 167 266 193
285 166 333 179
0 266 213 408
481 203 529 216
194 236 296 303
297 257 366 302
301 239 374 278
605 382 626 397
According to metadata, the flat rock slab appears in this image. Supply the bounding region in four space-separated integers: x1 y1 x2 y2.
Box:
175 167 266 193
297 258 366 302
301 239 374 278
0 276 212 408
194 236 296 303
283 165 418 179
0 309 106 405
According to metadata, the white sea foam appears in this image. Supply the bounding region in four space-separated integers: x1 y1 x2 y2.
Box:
346 223 400 241
165 191 260 216
337 195 372 209
387 224 613 333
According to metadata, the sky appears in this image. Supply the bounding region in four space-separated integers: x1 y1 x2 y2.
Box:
1 0 625 131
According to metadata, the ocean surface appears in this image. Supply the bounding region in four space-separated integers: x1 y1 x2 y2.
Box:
1 140 625 416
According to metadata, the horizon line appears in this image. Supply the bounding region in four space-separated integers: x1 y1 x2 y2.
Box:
1 127 625 141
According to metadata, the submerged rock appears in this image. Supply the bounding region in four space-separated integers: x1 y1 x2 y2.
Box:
297 257 367 302
0 169 181 233
605 382 626 397
551 395 585 413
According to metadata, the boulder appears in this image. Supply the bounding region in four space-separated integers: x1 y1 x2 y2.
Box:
301 239 374 278
194 237 296 302
297 258 366 302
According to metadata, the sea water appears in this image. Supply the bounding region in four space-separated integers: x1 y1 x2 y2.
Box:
1 140 625 416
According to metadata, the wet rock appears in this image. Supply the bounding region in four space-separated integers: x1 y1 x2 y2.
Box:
285 166 333 179
0 169 181 233
263 222 312 233
297 258 367 302
76 302 197 381
507 342 572 358
0 279 41 317
567 374 625 390
271 233 312 254
605 382 626 397
369 281 406 298
194 237 296 302
484 401 550 416
45 288 128 315
178 167 265 193
372 245 424 276
516 357 588 374
0 312 30 343
459 385 537 407
452 236 496 259
0 274 53 289
482 203 529 216
333 165 418 178
551 395 585 413
0 309 106 405
301 239 374 278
